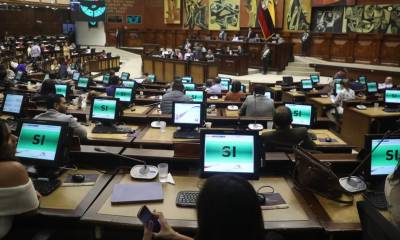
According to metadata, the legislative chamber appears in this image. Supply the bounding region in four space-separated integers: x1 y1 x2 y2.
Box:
0 1 400 240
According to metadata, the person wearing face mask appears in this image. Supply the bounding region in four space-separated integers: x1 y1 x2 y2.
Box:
33 94 87 140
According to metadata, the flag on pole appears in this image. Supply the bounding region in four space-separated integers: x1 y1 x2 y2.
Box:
257 0 276 39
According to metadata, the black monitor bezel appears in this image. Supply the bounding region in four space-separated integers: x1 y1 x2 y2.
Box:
185 90 206 103
310 74 320 84
172 101 205 128
1 92 25 116
200 129 260 180
54 84 69 98
102 73 110 85
366 81 378 94
77 76 89 90
120 72 130 81
114 87 135 104
183 83 196 91
89 97 120 123
284 103 315 128
301 79 313 91
122 80 136 88
72 71 80 81
181 76 193 84
384 89 400 107
15 119 69 168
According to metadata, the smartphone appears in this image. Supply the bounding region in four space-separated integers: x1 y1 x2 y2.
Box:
137 205 161 233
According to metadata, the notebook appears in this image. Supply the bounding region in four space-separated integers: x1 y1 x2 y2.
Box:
111 182 164 205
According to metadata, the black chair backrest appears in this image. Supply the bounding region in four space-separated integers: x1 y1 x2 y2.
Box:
357 201 400 240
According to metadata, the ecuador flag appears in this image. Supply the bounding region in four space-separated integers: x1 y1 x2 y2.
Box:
257 0 276 39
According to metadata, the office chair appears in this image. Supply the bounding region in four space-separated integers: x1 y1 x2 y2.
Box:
357 201 400 240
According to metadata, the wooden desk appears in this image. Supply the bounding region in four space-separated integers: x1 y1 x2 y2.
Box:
122 106 152 118
341 107 400 149
82 124 139 146
134 126 198 147
82 174 320 231
215 54 248 76
282 91 306 103
38 169 111 218
307 97 333 117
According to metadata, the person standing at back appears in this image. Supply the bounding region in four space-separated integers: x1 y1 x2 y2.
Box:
160 80 192 114
30 42 41 61
239 84 274 117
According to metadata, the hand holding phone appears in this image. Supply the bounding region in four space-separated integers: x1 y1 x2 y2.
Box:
137 205 161 233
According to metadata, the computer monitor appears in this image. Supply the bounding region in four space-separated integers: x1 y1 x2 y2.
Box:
384 89 400 109
301 79 313 91
122 80 136 88
114 87 135 104
285 103 314 127
229 84 246 93
1 93 25 116
220 79 230 91
200 130 260 179
55 84 68 97
219 77 232 84
103 73 110 85
358 75 367 84
173 102 204 128
181 76 193 84
44 73 50 81
72 71 80 81
264 91 272 99
89 98 119 123
77 77 89 90
134 78 145 84
183 83 196 91
367 82 378 94
148 74 156 83
282 76 293 86
15 71 23 81
334 78 343 84
185 90 205 103
310 74 320 84
365 135 400 178
120 72 130 81
334 83 343 95
15 120 68 167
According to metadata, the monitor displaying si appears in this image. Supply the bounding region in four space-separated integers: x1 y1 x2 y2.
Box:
90 98 118 122
15 71 23 81
310 74 320 84
122 80 136 88
72 71 80 81
264 91 272 99
55 84 68 97
183 83 196 91
366 135 400 178
367 82 378 94
185 90 205 103
77 77 89 90
103 74 110 85
358 76 367 84
120 72 130 81
181 76 192 84
172 102 203 127
285 103 313 127
200 130 260 179
301 79 313 91
1 93 24 116
114 87 134 103
15 120 68 167
385 89 400 106
220 79 230 91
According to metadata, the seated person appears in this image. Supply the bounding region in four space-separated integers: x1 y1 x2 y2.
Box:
0 121 40 239
379 76 394 89
184 49 193 61
143 175 284 240
207 78 222 95
142 73 152 84
31 79 56 102
160 80 192 114
239 84 274 117
205 49 214 62
329 79 355 117
262 106 314 151
106 76 121 96
50 58 60 72
385 161 400 227
0 64 14 89
34 94 87 140
225 80 245 101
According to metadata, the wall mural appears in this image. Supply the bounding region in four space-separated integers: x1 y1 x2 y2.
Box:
208 0 240 31
164 0 181 24
183 0 208 30
312 7 344 32
284 0 311 31
241 0 257 28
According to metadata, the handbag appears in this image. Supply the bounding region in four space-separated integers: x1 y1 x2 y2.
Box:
292 145 353 204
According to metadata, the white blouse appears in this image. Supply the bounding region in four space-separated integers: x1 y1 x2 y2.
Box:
385 174 400 227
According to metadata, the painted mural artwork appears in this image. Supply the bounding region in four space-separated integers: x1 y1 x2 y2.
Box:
209 0 240 30
164 0 181 24
241 0 257 28
184 0 208 29
284 0 311 31
312 7 344 32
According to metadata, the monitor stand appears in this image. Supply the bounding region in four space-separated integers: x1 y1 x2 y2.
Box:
173 127 200 139
26 165 64 180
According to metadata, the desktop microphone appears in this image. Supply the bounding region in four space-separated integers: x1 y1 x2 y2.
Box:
339 129 400 193
94 148 159 180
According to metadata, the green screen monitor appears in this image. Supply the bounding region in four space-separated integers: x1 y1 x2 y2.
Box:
310 74 320 84
120 72 130 81
366 135 400 178
301 79 313 91
185 90 205 103
15 71 23 81
367 82 378 94
103 74 110 85
334 78 343 84
55 84 68 97
44 73 50 81
358 75 367 84
122 80 136 88
1 93 25 116
15 120 68 167
114 87 134 103
77 77 89 90
90 98 119 123
148 74 156 83
181 76 192 84
72 71 80 81
384 89 400 107
183 83 196 91
334 83 343 95
285 103 313 127
229 84 246 93
220 79 230 91
200 130 260 180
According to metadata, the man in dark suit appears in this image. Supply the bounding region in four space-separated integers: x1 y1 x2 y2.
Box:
262 106 314 152
247 27 256 40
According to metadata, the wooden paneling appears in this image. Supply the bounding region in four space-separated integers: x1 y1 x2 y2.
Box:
379 35 400 67
175 62 186 78
353 34 379 64
143 59 153 74
330 34 354 63
154 60 164 82
190 64 205 84
164 61 174 82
